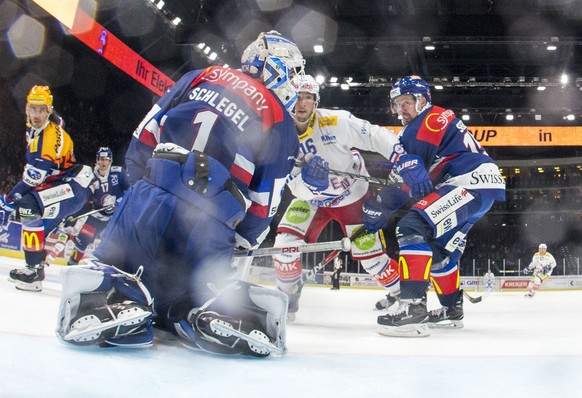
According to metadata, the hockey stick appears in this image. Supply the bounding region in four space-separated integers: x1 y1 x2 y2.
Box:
328 168 401 187
294 156 401 188
302 227 368 282
462 271 495 303
67 205 115 222
232 238 352 258
463 289 491 304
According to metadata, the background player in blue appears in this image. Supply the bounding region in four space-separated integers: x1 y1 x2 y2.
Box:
0 86 93 292
66 147 129 265
364 76 505 337
56 31 304 357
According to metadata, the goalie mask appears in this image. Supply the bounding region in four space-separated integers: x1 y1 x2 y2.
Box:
241 31 305 112
390 76 432 115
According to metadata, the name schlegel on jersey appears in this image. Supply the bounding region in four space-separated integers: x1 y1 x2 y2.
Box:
188 87 250 132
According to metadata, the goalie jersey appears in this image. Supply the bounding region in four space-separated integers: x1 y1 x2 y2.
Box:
124 66 299 245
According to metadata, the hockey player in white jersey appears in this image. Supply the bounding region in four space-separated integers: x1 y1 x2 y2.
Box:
523 243 556 297
273 75 407 321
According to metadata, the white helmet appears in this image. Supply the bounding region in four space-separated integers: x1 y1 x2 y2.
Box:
539 243 547 249
241 31 305 112
292 74 320 104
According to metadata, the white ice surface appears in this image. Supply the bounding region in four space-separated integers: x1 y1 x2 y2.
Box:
1 256 581 398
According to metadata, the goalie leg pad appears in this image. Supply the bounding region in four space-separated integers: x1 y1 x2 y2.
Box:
170 281 288 357
56 261 154 348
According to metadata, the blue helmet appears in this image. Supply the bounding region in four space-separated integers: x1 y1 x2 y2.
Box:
96 147 112 161
390 75 431 106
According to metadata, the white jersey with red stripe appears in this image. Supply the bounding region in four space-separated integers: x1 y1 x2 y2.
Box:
287 108 401 208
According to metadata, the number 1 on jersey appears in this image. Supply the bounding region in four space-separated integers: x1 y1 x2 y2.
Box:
191 110 219 152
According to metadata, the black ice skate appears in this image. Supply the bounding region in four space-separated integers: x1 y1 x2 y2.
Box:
11 263 46 292
428 293 464 329
377 297 430 337
374 293 399 310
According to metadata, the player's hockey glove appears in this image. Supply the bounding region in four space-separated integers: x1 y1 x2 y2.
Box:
0 195 16 225
301 155 330 192
362 199 387 233
394 154 433 200
363 186 411 233
522 267 530 275
542 265 551 274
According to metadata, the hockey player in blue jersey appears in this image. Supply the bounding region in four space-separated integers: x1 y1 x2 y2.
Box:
363 76 505 337
56 31 304 356
65 147 129 265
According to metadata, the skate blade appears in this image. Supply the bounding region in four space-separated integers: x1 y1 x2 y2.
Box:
210 319 285 356
64 309 152 343
377 323 430 337
15 281 42 292
428 320 464 329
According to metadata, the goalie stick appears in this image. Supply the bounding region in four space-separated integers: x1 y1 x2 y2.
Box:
232 238 351 258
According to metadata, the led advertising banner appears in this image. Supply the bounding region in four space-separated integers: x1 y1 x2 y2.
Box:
34 1 175 96
385 126 582 146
